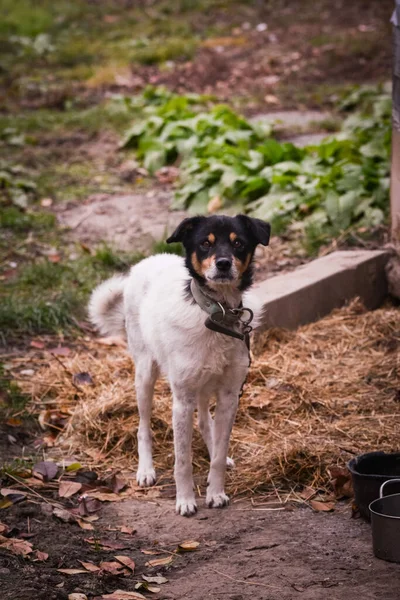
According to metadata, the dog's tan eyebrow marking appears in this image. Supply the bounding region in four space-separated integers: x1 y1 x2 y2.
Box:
229 232 237 242
207 233 216 243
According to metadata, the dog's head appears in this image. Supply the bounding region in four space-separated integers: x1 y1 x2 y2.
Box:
166 214 270 291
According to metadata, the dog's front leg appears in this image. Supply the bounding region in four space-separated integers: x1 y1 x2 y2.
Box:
206 389 239 509
172 387 197 517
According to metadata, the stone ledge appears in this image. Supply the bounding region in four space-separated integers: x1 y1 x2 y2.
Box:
253 250 390 331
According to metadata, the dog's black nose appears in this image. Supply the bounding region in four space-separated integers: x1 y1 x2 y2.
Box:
216 258 232 271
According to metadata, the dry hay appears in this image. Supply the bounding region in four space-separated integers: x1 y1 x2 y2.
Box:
26 300 400 499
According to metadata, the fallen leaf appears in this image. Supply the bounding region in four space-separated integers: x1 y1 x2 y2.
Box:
140 549 164 556
66 463 83 472
57 569 88 575
79 560 100 572
72 372 94 386
0 522 9 534
119 526 136 535
68 594 88 600
84 538 129 551
298 486 317 501
105 475 127 494
59 481 82 498
177 540 200 552
0 537 33 556
34 550 49 561
135 582 160 593
30 340 45 349
101 591 146 600
86 491 122 502
142 575 168 584
76 518 94 531
78 496 102 516
114 555 135 572
53 508 75 523
310 500 335 512
5 417 22 427
330 467 353 499
0 493 25 509
33 461 58 482
145 555 174 568
50 346 70 356
97 336 127 347
99 561 129 576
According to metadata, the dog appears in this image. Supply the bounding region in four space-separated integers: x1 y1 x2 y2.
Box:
88 214 270 516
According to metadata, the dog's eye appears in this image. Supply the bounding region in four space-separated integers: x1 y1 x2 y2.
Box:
201 240 212 249
233 239 244 249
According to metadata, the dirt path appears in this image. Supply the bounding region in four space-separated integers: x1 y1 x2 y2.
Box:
3 492 400 600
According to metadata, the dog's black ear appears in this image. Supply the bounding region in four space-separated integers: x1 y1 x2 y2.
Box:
235 215 271 246
166 216 205 244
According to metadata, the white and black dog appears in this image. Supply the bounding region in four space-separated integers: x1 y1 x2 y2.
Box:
89 214 270 516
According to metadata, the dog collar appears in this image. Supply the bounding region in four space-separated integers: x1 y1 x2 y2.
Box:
190 279 253 342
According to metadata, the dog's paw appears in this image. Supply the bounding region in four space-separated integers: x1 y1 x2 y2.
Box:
176 498 197 517
206 491 230 509
136 467 156 487
226 456 235 469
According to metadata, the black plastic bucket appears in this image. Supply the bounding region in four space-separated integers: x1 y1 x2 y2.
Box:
348 452 400 520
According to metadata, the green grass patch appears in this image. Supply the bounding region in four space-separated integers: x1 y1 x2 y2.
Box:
0 241 145 341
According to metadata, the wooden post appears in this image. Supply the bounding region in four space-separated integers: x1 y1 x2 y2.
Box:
392 4 400 241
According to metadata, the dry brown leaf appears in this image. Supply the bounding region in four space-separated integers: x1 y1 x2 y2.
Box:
59 481 82 498
0 537 33 556
86 491 122 502
30 340 46 349
0 522 8 534
114 555 135 572
310 500 335 512
34 550 49 561
32 461 58 481
142 575 168 584
76 518 94 531
57 568 88 575
135 582 160 593
79 560 100 572
145 555 174 568
177 540 200 552
99 561 129 576
5 417 22 427
140 549 164 556
68 594 88 600
298 486 317 501
50 346 70 356
101 591 146 600
84 538 129 551
119 526 135 535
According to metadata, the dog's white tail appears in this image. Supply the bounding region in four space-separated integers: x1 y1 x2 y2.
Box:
88 275 127 337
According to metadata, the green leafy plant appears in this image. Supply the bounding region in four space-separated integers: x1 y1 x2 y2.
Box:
122 86 391 246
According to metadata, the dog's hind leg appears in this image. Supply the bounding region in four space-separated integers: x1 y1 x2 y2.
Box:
135 356 159 487
197 398 234 469
172 385 197 517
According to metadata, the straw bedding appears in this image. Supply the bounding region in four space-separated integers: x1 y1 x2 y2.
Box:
27 300 400 499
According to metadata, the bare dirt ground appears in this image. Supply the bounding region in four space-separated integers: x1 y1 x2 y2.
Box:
2 483 400 600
